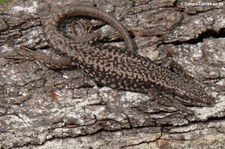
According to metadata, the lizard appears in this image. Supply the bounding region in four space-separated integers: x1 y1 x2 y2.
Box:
11 5 215 113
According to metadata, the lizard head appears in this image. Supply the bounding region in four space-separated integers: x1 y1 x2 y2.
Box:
174 80 215 107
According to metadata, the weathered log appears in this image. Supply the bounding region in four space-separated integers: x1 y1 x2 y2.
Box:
0 0 224 148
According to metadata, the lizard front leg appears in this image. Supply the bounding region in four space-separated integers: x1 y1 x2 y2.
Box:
155 57 193 79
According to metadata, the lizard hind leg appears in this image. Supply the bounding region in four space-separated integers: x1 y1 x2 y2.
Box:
6 47 74 70
70 21 101 45
4 46 36 61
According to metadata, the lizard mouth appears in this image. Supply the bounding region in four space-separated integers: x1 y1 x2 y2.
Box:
171 86 215 107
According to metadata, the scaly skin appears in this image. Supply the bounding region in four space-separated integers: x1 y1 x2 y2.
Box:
14 5 215 112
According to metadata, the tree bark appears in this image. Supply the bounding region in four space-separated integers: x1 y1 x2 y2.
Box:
0 0 225 148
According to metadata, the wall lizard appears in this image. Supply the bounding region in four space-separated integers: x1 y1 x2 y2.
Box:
15 5 215 113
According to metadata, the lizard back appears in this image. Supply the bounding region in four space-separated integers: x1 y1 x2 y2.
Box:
73 45 215 106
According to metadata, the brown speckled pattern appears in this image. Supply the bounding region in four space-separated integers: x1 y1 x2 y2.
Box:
38 5 215 107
